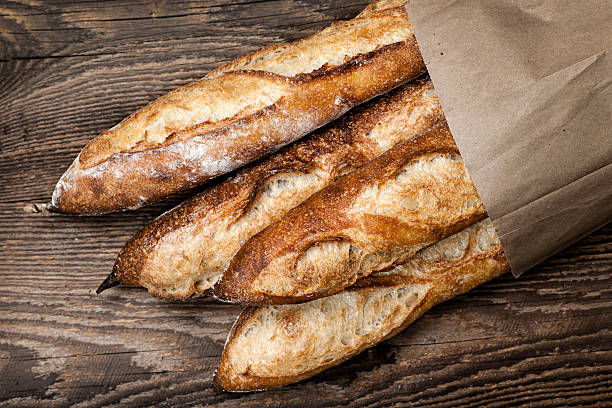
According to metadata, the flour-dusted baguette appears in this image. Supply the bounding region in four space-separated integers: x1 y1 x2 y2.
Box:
99 78 444 299
214 219 509 391
213 122 486 304
50 0 424 215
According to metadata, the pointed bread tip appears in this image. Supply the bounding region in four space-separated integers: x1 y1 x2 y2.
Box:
96 272 120 294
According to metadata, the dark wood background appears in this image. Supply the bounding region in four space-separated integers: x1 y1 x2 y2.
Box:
1 1 610 406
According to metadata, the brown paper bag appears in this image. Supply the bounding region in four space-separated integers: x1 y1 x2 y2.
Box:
406 0 612 275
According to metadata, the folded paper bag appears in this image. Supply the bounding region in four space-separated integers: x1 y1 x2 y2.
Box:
406 0 612 275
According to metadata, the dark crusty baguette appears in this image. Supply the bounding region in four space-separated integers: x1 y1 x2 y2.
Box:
213 122 487 305
104 78 444 300
214 219 509 392
50 0 424 215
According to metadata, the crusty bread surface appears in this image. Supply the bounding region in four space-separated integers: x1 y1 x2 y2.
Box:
51 0 424 215
213 122 487 305
214 219 509 391
109 78 444 300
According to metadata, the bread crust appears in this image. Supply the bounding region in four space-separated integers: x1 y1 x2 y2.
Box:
50 2 424 215
214 220 509 392
110 78 444 300
213 123 487 305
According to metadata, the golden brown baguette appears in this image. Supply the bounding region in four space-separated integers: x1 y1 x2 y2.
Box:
213 122 486 305
50 0 424 215
101 78 444 300
214 219 509 392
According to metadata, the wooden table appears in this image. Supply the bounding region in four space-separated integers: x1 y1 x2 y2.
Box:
1 1 610 406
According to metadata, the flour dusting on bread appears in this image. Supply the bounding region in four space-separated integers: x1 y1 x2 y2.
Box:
51 0 422 214
209 8 413 78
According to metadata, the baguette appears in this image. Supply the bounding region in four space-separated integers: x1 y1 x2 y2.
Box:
101 77 444 299
213 122 486 304
214 219 509 392
50 0 424 215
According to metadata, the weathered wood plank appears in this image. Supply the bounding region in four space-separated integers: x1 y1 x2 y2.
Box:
0 0 610 406
0 0 369 59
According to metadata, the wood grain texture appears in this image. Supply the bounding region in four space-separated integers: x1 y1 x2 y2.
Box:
0 1 610 407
